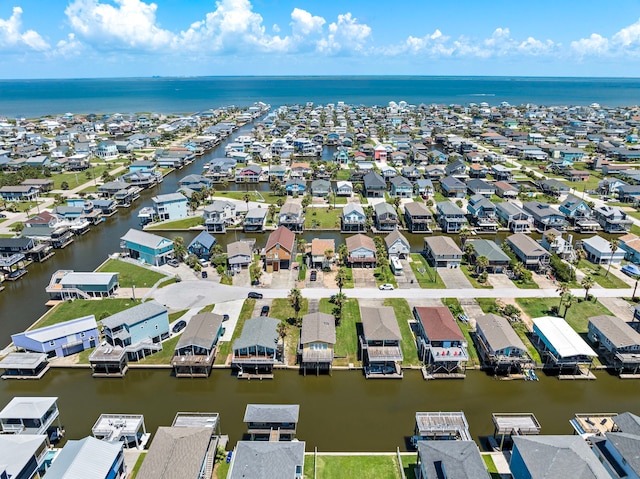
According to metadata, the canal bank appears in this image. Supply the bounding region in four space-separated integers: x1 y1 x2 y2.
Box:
0 368 638 452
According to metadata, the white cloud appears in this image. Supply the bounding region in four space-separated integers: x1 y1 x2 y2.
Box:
612 19 640 47
0 6 49 51
55 33 84 57
290 8 325 36
64 0 173 50
317 12 371 54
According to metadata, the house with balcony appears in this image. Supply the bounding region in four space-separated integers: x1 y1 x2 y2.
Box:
389 176 413 198
99 300 169 362
299 312 336 375
187 231 217 260
436 201 468 233
384 229 410 259
582 235 625 265
45 437 125 479
171 312 224 378
0 396 62 440
404 202 432 233
496 202 531 232
284 178 306 196
45 270 119 300
151 193 187 222
243 208 267 232
467 239 510 273
235 164 262 183
522 201 567 232
278 201 305 232
346 233 377 268
95 140 118 160
590 412 640 478
619 233 640 263
310 238 335 269
440 176 467 198
423 236 463 268
588 315 640 375
466 179 495 197
559 194 597 230
263 226 295 272
227 240 253 271
494 181 518 199
335 180 353 197
311 179 331 197
232 317 281 379
12 315 99 358
363 171 386 198
475 313 529 373
341 203 367 232
243 404 299 441
532 316 597 374
0 185 40 201
414 306 468 377
506 233 550 271
374 202 398 231
491 164 513 181
467 194 498 231
0 434 50 479
120 229 174 266
178 174 213 192
359 306 403 378
593 205 633 233
203 200 235 233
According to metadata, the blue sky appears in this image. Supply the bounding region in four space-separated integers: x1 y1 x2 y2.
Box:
3 0 640 78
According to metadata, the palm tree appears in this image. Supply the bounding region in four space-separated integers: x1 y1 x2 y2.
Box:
562 293 576 319
267 204 277 223
581 275 594 300
243 193 251 213
288 288 303 325
332 292 347 326
338 244 349 266
276 321 288 349
464 243 476 263
459 227 470 249
606 238 619 278
556 282 570 312
335 267 348 293
476 255 490 275
173 236 186 262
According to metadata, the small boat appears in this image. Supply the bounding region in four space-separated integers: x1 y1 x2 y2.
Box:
529 369 539 381
523 369 531 381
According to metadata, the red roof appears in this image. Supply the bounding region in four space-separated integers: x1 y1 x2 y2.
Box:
265 226 295 253
414 307 464 342
26 211 55 225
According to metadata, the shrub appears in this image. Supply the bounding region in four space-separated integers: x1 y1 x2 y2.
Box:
549 254 573 283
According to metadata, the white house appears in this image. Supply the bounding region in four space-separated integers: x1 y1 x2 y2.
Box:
581 235 625 265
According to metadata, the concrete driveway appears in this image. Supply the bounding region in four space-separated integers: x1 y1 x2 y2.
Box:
488 273 517 289
396 259 419 289
213 300 245 342
438 267 473 289
232 268 250 287
269 269 297 289
352 268 377 287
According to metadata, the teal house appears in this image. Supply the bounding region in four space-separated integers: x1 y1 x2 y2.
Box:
120 229 174 266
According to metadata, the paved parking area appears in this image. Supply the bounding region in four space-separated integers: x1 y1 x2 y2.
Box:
352 267 377 287
305 268 324 288
488 273 517 289
396 259 419 289
212 299 245 342
438 267 473 289
232 268 250 287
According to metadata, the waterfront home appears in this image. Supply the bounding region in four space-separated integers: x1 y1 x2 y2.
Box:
21 178 53 193
522 201 567 231
207 157 236 179
593 205 633 233
475 313 529 373
467 194 498 230
91 413 148 449
290 162 311 177
510 435 610 479
591 413 640 477
93 199 117 216
617 184 640 203
187 231 217 260
359 306 403 378
402 166 422 181
619 233 640 263
243 208 267 232
559 195 596 228
227 240 253 271
235 164 262 183
171 313 224 378
278 201 305 232
588 315 640 375
539 178 570 196
0 352 49 380
335 180 353 197
384 229 410 259
413 411 472 443
120 229 174 266
414 178 434 198
228 441 305 479
466 179 495 197
45 436 125 479
469 163 489 179
341 203 366 232
582 235 624 265
436 201 468 233
440 176 467 198
467 239 510 273
203 200 235 233
0 434 50 479
496 202 531 233
151 192 187 221
89 345 128 378
95 140 118 160
506 233 550 271
0 237 44 263
0 185 40 201
0 397 62 440
424 164 446 180
97 180 132 200
311 179 331 197
178 174 213 192
232 317 281 378
423 236 463 268
445 159 467 177
136 425 218 479
310 238 335 269
374 202 398 231
494 181 518 199
390 176 413 198
284 178 307 195
264 225 295 271
404 202 432 233
491 164 513 181
45 270 119 299
244 404 299 441
268 165 286 182
413 306 468 376
415 441 490 479
346 233 377 268
362 171 386 198
540 229 574 260
299 312 335 375
532 316 597 374
100 300 170 361
12 315 99 358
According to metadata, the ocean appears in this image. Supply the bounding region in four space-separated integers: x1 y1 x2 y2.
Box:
1 76 639 117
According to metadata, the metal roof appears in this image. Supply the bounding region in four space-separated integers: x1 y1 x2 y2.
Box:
0 352 47 370
0 435 48 477
533 316 597 358
44 436 123 479
0 396 58 419
100 300 167 329
16 315 97 344
59 272 118 286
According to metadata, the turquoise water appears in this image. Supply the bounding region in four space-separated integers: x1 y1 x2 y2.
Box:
1 76 639 117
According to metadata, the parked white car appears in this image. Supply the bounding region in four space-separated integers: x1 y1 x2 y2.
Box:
379 283 394 290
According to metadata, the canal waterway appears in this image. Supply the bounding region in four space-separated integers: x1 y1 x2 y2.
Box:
0 368 639 451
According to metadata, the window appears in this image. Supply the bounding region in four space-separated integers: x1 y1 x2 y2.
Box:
155 325 159 330
81 332 85 338
49 341 55 346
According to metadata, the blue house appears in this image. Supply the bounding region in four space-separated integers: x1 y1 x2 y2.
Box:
440 176 467 198
285 179 306 195
120 229 174 266
46 270 119 300
0 435 50 479
151 192 188 221
101 300 170 361
188 230 217 259
178 174 213 192
12 315 99 358
559 194 593 224
45 436 125 479
129 160 156 173
389 176 413 198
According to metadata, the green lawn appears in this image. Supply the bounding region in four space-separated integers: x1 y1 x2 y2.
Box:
215 299 255 364
96 259 168 288
319 298 360 366
512 277 540 289
52 164 112 190
136 335 181 364
130 452 147 479
482 454 502 479
383 299 420 366
576 260 630 289
215 460 230 479
336 169 352 181
214 190 284 205
311 455 402 479
461 264 493 289
374 265 398 287
401 455 418 479
409 254 446 288
341 267 355 288
328 193 348 205
168 310 188 322
146 216 203 230
458 320 480 366
511 321 543 365
33 298 140 329
516 297 612 333
270 297 309 364
199 304 216 313
305 207 341 229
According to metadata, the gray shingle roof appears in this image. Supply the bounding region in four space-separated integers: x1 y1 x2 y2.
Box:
121 229 172 249
476 314 526 353
588 315 640 349
614 412 640 436
468 239 510 263
417 441 490 479
100 300 167 329
361 306 401 341
233 317 280 350
244 404 300 424
229 441 305 479
300 312 336 345
176 313 223 351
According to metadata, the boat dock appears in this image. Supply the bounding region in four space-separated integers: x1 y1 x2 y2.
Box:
570 413 618 438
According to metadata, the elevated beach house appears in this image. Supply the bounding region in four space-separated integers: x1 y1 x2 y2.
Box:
243 208 267 233
341 203 366 232
0 434 51 479
203 200 235 233
120 229 174 266
593 205 633 233
436 201 468 233
0 396 63 440
187 230 217 260
171 312 224 378
415 441 490 479
45 270 119 300
374 202 399 231
227 240 253 271
263 226 295 272
243 404 299 441
506 233 550 271
423 236 463 268
385 229 410 259
588 315 640 375
299 312 336 375
475 313 529 374
151 192 188 221
359 306 403 378
232 317 281 379
404 202 433 233
44 436 125 479
228 441 305 479
346 233 377 268
12 315 99 358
